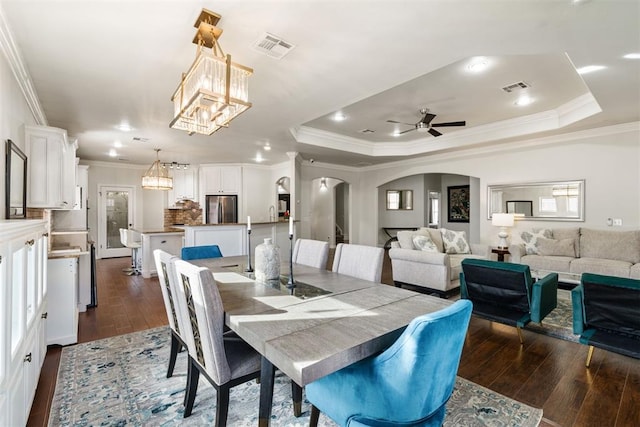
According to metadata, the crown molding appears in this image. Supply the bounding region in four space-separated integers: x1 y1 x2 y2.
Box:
81 160 147 170
290 93 603 158
0 5 47 125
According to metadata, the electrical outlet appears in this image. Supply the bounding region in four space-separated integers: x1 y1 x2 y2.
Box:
613 218 623 226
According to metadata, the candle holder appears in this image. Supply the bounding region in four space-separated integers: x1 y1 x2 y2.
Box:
245 229 254 272
286 234 295 294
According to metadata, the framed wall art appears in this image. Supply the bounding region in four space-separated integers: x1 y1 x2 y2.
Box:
447 185 469 223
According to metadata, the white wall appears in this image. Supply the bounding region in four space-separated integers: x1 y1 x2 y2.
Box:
0 46 38 219
300 124 640 248
243 165 273 223
84 161 163 245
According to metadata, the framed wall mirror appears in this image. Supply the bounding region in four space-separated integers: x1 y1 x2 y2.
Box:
5 139 27 219
488 180 585 221
386 190 413 210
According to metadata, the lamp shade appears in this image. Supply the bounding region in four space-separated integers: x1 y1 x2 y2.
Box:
492 213 515 227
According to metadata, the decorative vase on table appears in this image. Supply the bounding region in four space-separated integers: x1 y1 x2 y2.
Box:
255 238 280 283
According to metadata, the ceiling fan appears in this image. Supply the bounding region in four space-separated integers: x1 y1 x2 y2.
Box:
387 108 466 137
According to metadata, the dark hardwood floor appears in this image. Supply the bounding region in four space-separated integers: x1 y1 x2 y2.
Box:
28 253 639 427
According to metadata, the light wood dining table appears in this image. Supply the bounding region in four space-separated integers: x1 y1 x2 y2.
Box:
192 255 453 426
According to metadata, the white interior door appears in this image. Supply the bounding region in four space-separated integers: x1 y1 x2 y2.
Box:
98 185 135 258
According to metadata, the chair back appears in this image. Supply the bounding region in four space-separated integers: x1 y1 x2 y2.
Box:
372 300 472 423
292 239 329 269
181 245 223 260
119 228 128 246
172 259 231 385
331 243 384 282
460 258 533 312
581 273 640 338
153 249 184 337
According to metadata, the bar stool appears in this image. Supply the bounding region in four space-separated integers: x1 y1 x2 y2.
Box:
121 228 141 275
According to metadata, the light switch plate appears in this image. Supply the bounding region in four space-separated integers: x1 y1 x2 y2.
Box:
613 218 623 226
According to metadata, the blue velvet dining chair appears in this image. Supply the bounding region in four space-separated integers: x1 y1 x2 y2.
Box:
181 244 223 260
306 299 473 427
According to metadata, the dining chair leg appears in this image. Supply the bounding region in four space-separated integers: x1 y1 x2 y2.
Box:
167 332 180 378
516 326 524 344
585 345 595 367
184 358 200 418
292 382 303 417
310 405 320 427
215 384 231 427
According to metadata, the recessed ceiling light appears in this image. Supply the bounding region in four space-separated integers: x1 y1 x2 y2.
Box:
117 123 133 132
108 149 117 157
332 112 347 121
263 143 271 151
467 57 489 73
576 65 606 74
623 53 640 59
391 131 402 137
113 140 123 148
255 153 264 163
514 95 534 106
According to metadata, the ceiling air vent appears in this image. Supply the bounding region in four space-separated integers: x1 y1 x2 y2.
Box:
132 137 149 143
252 33 295 59
359 129 375 134
501 81 531 93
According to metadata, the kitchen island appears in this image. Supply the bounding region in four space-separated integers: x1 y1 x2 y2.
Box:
131 228 184 278
180 221 295 261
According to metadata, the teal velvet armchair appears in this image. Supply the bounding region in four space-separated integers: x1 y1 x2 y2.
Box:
306 300 472 427
572 273 640 367
460 258 557 344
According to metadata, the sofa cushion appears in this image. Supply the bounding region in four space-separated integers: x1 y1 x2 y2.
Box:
536 238 576 257
552 227 581 257
520 254 573 274
580 229 640 264
521 228 553 255
396 228 444 252
441 229 470 254
570 257 631 278
412 234 439 253
396 231 416 250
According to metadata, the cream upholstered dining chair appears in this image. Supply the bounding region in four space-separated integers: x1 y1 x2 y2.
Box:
292 238 330 269
332 243 385 282
172 259 261 425
153 249 188 378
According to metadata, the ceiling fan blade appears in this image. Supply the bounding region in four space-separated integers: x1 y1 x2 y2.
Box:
399 128 416 135
431 121 466 127
428 128 442 137
387 120 415 126
420 113 436 125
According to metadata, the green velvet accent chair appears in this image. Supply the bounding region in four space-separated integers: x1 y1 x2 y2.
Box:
460 258 558 344
306 300 472 427
572 273 640 367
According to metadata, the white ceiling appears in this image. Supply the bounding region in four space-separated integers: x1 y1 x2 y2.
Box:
1 0 639 168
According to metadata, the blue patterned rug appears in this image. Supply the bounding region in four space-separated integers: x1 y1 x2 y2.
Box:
524 289 577 343
49 327 543 426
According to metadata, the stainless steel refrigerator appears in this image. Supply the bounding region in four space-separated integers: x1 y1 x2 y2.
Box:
206 195 238 224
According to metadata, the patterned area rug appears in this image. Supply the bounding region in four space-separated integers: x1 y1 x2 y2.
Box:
524 289 578 343
49 327 543 427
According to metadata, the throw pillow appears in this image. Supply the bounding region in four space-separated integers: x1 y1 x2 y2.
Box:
412 234 439 253
536 238 576 257
520 228 553 255
440 229 471 254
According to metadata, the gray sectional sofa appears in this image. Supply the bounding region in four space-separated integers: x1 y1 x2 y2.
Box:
509 227 640 283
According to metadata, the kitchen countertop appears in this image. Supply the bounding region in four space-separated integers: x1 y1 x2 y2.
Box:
131 227 185 234
178 220 297 227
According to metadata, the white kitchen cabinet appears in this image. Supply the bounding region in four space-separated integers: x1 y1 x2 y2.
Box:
25 124 77 209
47 257 78 345
167 167 198 207
201 165 241 194
0 220 48 426
139 231 184 278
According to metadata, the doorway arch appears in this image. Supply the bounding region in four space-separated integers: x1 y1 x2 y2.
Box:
310 177 350 247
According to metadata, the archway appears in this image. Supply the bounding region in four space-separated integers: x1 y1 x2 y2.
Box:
310 177 350 247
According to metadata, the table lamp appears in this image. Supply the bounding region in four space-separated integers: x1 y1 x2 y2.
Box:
492 213 515 249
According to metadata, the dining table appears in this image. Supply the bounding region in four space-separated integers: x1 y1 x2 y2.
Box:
192 255 453 426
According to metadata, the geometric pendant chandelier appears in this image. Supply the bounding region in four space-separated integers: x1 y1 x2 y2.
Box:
170 9 253 136
141 149 173 190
